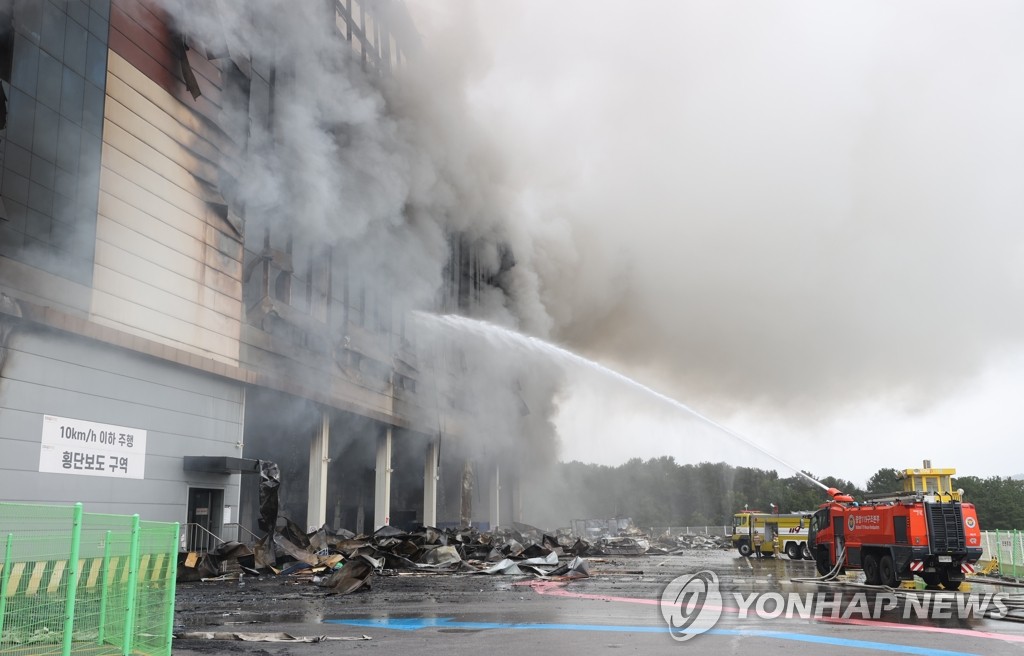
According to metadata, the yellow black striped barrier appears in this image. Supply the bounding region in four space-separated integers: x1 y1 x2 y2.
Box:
1 552 170 597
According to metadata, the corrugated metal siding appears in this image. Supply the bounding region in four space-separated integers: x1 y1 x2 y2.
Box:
0 330 243 522
92 50 241 365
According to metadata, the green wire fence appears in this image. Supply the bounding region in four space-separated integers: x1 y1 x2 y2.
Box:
980 529 1024 580
0 502 178 655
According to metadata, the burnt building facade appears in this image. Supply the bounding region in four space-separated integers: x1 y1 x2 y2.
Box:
0 0 536 541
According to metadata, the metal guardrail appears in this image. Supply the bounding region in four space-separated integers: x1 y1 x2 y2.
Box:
179 523 225 553
179 523 263 554
649 526 732 537
223 522 260 545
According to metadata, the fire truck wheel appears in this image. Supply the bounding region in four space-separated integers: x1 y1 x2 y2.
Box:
785 543 800 560
737 541 752 557
862 553 881 586
921 572 941 588
878 554 898 587
801 544 811 560
939 568 962 591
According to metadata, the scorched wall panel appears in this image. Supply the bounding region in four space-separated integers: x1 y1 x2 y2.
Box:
91 50 241 366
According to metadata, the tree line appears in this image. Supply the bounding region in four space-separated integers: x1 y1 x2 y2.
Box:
550 458 1024 530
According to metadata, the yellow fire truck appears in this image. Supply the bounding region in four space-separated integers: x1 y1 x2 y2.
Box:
732 510 812 559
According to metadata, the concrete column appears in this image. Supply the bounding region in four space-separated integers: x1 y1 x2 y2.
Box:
510 470 522 524
374 427 393 529
306 410 330 531
422 439 439 527
487 463 501 530
460 460 473 528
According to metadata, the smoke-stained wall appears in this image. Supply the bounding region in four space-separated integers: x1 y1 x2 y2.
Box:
0 0 255 521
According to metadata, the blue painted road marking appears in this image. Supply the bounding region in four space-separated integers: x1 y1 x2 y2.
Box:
324 617 980 656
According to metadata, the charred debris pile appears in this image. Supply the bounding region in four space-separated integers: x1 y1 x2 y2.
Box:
178 520 727 594
583 529 731 555
180 520 591 594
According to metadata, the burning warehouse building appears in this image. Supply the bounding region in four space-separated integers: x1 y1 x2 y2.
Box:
0 0 559 543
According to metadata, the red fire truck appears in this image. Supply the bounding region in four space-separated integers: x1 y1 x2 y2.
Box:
807 462 983 590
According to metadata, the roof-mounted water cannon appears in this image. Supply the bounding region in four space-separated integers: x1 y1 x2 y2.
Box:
827 487 854 503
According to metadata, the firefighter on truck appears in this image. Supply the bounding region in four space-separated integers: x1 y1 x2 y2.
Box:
807 461 983 589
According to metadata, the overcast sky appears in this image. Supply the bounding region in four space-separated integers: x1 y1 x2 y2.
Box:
410 1 1024 485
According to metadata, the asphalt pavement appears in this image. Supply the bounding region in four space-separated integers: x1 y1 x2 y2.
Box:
173 550 1024 655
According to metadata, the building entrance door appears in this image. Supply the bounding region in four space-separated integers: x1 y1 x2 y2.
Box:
186 488 223 551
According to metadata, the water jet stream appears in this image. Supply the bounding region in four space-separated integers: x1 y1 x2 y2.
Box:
416 312 829 492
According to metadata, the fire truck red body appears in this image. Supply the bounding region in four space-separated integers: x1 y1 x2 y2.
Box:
807 464 983 590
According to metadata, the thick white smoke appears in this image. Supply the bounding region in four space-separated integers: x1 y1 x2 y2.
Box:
408 1 1024 479
150 0 1024 482
147 0 565 505
145 0 565 343
440 1 1024 407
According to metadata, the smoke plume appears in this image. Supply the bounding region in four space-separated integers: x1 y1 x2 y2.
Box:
437 0 1024 421
150 0 1024 486
145 0 568 522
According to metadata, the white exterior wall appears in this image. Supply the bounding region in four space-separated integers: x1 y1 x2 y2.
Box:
0 329 244 522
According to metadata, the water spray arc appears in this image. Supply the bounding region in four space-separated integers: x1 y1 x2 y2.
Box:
416 313 830 493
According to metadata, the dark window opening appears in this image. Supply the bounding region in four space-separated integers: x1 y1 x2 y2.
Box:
0 5 13 130
893 516 908 544
0 5 12 81
396 374 416 393
273 270 291 304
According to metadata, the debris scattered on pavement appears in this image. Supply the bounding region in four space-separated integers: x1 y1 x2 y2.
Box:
179 520 599 589
655 533 732 551
594 536 649 555
177 518 728 593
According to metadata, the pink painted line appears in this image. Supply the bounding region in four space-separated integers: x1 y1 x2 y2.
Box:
519 581 1024 644
819 616 1024 644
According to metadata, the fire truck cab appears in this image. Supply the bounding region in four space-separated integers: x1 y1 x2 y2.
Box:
807 462 983 589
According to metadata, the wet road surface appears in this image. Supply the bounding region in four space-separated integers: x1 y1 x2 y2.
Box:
173 550 1024 654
